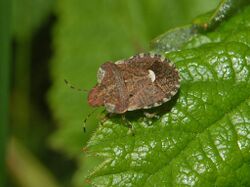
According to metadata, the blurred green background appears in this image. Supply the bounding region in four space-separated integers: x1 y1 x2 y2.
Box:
1 0 220 186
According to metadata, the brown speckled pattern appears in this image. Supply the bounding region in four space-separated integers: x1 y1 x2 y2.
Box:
88 53 180 113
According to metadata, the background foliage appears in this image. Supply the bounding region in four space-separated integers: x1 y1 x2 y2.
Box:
11 0 250 187
49 0 220 186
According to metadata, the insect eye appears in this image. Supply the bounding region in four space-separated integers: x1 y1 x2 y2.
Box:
129 94 133 97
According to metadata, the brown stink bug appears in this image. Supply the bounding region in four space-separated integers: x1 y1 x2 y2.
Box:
88 53 180 114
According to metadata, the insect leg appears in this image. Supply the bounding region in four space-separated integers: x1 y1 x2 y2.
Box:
121 115 135 136
83 108 98 132
99 112 109 125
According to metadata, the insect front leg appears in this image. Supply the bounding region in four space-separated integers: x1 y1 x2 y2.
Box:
99 110 111 125
121 115 135 136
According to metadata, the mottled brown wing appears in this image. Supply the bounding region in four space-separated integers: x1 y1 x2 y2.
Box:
117 53 179 111
88 62 129 113
127 80 167 111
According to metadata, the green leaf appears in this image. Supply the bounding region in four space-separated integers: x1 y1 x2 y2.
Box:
151 0 250 52
193 0 249 30
86 4 250 187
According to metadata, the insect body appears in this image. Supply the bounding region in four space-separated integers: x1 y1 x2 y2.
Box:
88 53 180 113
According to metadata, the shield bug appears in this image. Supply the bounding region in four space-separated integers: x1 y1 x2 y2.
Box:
88 53 180 113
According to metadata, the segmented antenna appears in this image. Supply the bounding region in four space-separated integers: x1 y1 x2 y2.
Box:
64 79 88 92
83 108 98 132
64 79 92 132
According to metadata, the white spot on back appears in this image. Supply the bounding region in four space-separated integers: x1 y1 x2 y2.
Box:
148 69 156 82
97 67 106 83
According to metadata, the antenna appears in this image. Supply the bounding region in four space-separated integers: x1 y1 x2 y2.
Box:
64 79 88 92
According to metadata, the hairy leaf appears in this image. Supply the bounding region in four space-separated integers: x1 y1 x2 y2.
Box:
86 5 250 187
